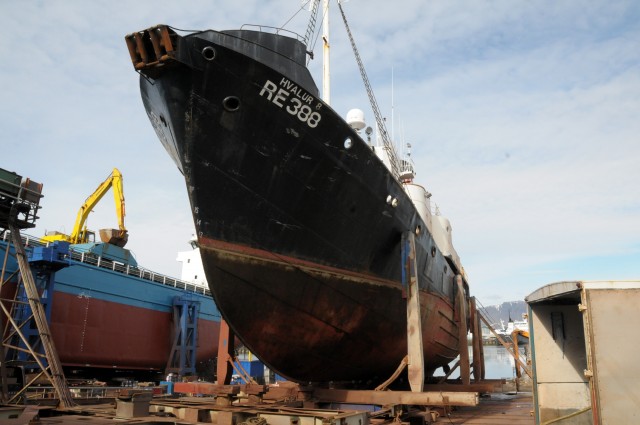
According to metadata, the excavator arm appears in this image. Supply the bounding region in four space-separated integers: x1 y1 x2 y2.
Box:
42 168 127 246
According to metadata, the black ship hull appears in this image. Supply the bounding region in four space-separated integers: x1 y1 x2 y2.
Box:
128 26 469 384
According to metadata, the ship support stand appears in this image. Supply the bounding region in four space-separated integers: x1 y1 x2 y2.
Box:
175 230 497 424
165 294 201 378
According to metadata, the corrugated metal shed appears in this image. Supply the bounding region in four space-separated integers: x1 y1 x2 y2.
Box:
526 280 640 424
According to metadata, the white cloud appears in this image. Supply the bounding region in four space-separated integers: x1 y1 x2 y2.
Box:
1 0 638 302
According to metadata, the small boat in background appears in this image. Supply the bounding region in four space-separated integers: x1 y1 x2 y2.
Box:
495 314 530 344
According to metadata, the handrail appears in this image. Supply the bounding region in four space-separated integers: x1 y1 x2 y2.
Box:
239 24 305 42
1 231 210 297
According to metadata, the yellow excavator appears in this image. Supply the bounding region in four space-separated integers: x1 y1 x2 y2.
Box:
42 168 128 247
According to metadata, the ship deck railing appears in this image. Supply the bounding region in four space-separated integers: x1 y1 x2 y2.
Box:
1 230 211 297
239 24 306 42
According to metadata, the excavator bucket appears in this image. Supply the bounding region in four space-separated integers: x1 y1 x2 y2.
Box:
99 228 129 247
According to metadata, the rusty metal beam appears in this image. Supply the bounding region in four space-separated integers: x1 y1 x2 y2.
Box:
313 388 478 407
134 33 149 66
216 319 234 385
148 26 175 61
125 25 176 70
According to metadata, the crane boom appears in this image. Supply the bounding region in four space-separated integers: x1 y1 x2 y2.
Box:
42 168 127 246
338 1 401 179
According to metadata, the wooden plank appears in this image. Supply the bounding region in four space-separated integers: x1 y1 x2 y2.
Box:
403 232 424 392
469 297 483 381
313 389 478 406
422 382 500 393
455 276 470 385
445 393 534 424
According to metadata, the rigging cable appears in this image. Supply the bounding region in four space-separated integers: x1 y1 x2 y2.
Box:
337 0 401 180
280 1 321 65
281 1 312 35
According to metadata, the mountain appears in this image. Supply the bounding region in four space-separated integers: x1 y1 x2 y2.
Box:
479 300 528 327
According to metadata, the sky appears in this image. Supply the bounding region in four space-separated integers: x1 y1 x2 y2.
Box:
1 0 638 305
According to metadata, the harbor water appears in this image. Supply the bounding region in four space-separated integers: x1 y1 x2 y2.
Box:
482 345 528 379
439 344 529 380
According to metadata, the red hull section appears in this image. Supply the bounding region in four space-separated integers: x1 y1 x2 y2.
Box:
1 284 219 370
50 291 219 369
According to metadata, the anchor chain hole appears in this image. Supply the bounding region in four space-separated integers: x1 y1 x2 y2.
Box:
223 96 241 112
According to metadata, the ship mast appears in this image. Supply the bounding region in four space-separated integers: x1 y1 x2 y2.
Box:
322 0 330 104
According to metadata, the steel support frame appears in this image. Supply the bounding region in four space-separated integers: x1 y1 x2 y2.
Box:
1 226 74 407
166 295 200 377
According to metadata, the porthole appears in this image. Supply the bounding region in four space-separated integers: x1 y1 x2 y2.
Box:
223 96 241 112
386 195 398 208
202 46 216 61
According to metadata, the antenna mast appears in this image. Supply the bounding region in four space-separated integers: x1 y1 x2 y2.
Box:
322 0 330 104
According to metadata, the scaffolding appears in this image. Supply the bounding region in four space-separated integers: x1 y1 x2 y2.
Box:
0 168 74 407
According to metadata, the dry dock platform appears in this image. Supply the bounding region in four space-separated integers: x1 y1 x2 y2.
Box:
444 392 533 424
2 390 534 425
